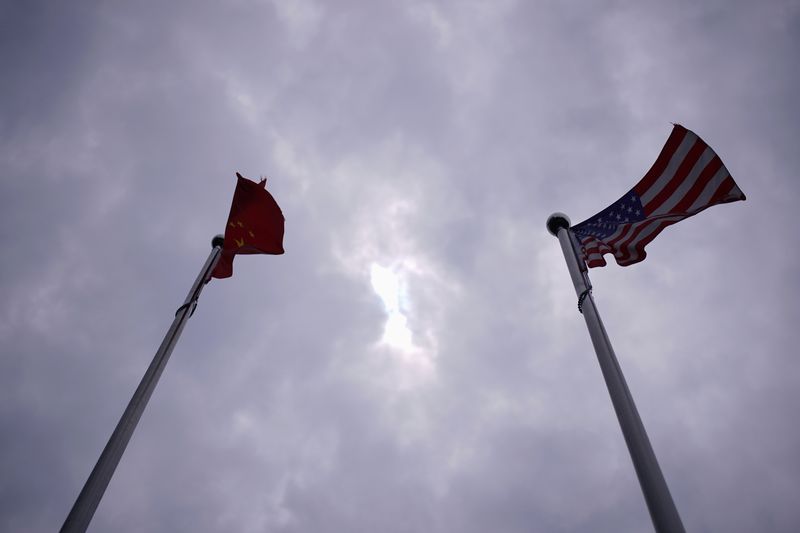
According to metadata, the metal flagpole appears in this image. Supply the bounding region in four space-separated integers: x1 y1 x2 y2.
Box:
60 235 225 533
546 213 685 533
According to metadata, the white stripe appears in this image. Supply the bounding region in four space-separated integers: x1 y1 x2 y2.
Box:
616 215 685 262
578 220 633 252
687 167 729 213
619 220 662 263
612 219 657 259
638 131 698 207
650 147 716 216
586 253 607 265
584 243 612 257
602 223 631 245
576 222 625 248
579 222 635 262
581 237 611 264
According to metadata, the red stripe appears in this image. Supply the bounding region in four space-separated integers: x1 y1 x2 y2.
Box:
581 237 610 268
672 156 723 213
643 138 706 214
606 222 635 248
615 219 673 264
583 242 605 255
708 175 736 205
587 258 607 268
633 125 688 197
616 219 661 264
582 221 637 265
585 244 612 257
617 218 683 266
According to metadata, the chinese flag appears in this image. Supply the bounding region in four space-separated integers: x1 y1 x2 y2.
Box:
211 172 285 279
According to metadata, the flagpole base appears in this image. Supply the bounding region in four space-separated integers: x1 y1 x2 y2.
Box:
212 234 225 248
546 213 571 236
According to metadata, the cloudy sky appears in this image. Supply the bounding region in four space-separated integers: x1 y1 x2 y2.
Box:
2 1 799 531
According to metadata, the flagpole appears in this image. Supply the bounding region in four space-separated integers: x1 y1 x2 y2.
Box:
546 213 685 533
60 235 225 533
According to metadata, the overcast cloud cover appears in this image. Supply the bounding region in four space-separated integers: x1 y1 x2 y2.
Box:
2 1 799 531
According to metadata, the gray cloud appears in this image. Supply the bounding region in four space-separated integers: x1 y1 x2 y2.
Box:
1 1 799 531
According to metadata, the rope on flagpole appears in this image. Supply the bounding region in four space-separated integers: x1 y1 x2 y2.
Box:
578 287 592 314
174 301 197 317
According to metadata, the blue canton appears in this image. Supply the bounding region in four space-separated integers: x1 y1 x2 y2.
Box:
572 190 645 240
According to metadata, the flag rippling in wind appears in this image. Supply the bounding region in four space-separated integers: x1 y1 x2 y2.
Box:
211 172 285 279
572 124 746 268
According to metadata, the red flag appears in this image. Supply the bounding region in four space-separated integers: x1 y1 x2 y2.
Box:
211 173 285 279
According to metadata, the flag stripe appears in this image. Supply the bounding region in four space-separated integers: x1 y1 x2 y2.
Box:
605 221 635 248
622 217 683 264
650 148 719 217
633 126 689 198
613 220 655 261
671 155 724 213
584 238 611 267
708 175 737 206
616 215 684 264
637 129 697 206
644 140 708 215
688 168 731 213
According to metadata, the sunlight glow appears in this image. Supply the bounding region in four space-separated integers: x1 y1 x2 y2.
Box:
370 264 414 351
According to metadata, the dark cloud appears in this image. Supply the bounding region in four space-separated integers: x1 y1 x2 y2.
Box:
1 1 798 532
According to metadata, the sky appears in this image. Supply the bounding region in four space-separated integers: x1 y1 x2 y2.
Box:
1 1 799 531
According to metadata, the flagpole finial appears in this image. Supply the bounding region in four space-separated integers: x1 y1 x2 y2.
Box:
547 212 571 236
212 234 224 248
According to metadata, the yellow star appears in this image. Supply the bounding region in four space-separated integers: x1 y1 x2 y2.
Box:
235 237 245 247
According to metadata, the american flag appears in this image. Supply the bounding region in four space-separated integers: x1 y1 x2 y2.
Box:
572 125 746 268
